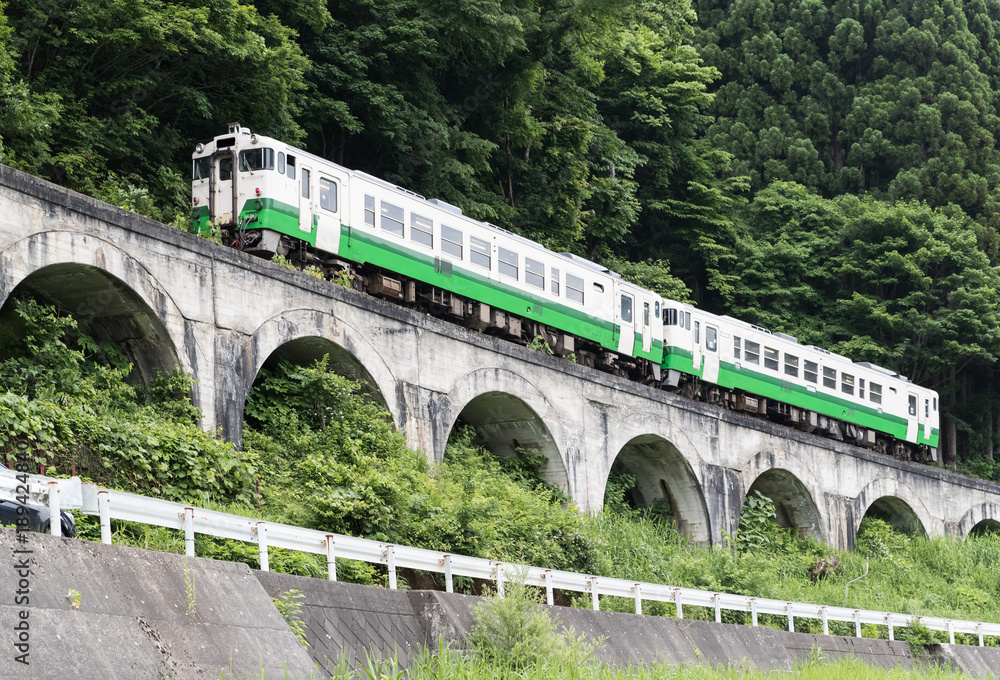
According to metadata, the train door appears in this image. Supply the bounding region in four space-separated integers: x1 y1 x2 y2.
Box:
702 324 720 383
641 299 652 354
211 152 235 224
906 392 918 442
617 292 635 355
692 319 702 371
299 166 314 235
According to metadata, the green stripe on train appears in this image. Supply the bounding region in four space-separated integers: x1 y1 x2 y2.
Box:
662 348 939 447
341 225 662 361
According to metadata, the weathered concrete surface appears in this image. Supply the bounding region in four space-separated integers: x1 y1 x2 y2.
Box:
0 529 319 680
3 164 1000 549
925 644 1000 678
254 572 920 673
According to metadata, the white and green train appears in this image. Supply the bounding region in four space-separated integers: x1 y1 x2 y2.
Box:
192 124 940 459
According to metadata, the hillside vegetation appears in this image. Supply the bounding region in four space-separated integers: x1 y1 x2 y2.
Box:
3 301 996 658
3 0 1000 470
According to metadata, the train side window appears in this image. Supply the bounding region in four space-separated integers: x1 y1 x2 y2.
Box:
411 213 433 248
654 301 660 319
380 201 404 237
442 225 463 258
823 367 836 389
551 268 560 295
621 295 633 323
694 321 700 344
933 397 937 411
470 236 491 269
277 152 285 174
684 311 692 330
643 302 650 327
870 382 882 404
784 353 799 377
499 247 518 279
841 373 854 395
286 155 296 180
567 274 584 304
764 346 778 370
706 326 717 352
525 258 544 289
804 360 818 383
924 399 929 418
859 378 865 399
744 340 760 365
193 156 211 180
319 178 337 212
734 336 741 359
364 195 375 226
301 169 310 199
908 394 917 416
666 308 678 326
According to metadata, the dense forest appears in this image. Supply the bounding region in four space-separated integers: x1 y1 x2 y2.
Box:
3 0 1000 470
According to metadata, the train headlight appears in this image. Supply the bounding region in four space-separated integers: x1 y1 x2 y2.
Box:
195 143 204 154
250 134 259 145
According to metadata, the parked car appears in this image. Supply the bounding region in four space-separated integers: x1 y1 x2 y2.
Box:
0 463 77 537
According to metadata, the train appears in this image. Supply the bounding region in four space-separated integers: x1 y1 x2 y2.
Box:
192 124 940 460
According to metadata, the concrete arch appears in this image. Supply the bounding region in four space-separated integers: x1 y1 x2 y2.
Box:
852 478 934 539
608 433 712 544
230 308 401 443
443 368 568 492
0 231 191 384
957 503 1000 539
741 450 828 543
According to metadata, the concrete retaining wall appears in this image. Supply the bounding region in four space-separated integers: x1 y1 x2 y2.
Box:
256 571 924 676
5 531 998 679
0 529 318 680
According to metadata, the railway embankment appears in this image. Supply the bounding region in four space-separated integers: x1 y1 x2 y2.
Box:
5 529 1000 679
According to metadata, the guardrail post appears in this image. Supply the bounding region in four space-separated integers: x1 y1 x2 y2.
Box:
325 535 337 581
384 545 397 589
633 584 642 615
821 607 829 635
255 522 269 572
441 555 453 593
886 615 894 642
493 562 504 599
97 490 112 544
713 594 721 624
674 589 683 620
854 610 862 638
947 621 954 645
786 603 794 632
544 570 553 606
590 578 599 611
977 624 984 647
750 598 757 627
48 481 61 537
183 507 194 557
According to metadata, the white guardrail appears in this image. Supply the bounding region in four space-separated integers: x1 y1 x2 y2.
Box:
3 468 999 647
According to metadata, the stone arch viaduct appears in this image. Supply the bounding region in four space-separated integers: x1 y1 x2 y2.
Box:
2 165 1000 550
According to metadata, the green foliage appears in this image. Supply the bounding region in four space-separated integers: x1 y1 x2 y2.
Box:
468 578 601 671
735 490 780 554
271 589 310 649
527 335 554 356
244 361 596 573
0 298 256 502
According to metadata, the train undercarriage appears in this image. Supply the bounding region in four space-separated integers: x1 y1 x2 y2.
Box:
225 227 936 465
